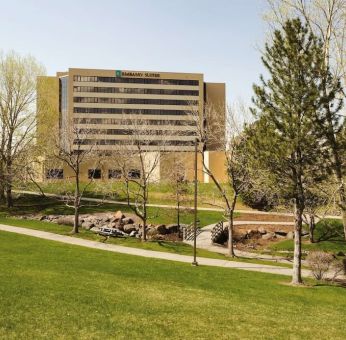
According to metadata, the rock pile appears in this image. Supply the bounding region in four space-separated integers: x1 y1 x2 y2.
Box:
36 211 184 239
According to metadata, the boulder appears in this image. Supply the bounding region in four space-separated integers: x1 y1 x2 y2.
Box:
129 230 138 237
286 231 294 239
81 221 94 230
108 222 117 228
123 224 137 233
262 232 276 240
57 216 75 226
275 230 287 237
258 227 267 235
122 217 134 225
166 224 179 234
156 224 168 235
147 227 158 236
114 210 125 221
246 230 261 239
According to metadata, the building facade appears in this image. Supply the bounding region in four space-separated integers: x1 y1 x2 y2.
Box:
37 68 227 183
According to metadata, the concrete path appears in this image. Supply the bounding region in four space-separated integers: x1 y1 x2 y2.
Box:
184 222 296 264
16 190 343 219
0 223 310 278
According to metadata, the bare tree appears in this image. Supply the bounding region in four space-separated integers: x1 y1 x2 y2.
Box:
0 51 45 207
49 118 100 233
112 115 168 241
188 101 253 257
164 153 190 228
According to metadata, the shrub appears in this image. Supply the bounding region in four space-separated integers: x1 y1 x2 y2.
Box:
240 189 277 211
307 251 334 281
315 219 344 242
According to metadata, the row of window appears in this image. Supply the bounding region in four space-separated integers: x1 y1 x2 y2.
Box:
73 86 199 96
76 128 197 136
46 168 140 180
73 97 198 106
74 139 195 146
74 107 191 115
73 75 199 86
74 118 196 126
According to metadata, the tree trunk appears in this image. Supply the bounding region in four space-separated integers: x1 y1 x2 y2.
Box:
338 184 346 241
72 169 80 234
72 205 79 234
228 215 235 257
142 185 148 242
177 201 180 228
342 209 346 242
292 200 303 285
142 218 147 242
5 158 13 208
0 167 5 203
309 214 315 243
227 192 237 257
6 186 13 208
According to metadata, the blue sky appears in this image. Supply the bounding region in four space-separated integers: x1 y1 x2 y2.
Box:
0 0 268 104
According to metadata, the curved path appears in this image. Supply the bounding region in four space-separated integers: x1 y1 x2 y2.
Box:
184 222 296 264
0 223 310 278
15 190 343 219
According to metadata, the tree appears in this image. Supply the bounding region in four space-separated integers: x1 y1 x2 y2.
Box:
265 0 346 240
0 51 45 207
249 19 342 284
112 115 166 241
189 101 253 257
49 118 99 234
165 153 190 228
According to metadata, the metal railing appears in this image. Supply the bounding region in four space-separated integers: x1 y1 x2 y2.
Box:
211 221 225 243
182 223 202 241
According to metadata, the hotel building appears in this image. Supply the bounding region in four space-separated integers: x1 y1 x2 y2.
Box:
37 68 227 182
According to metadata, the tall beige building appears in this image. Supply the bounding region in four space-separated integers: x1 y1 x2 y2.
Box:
38 68 227 182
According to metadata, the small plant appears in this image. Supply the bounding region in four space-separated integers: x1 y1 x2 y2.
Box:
306 251 334 281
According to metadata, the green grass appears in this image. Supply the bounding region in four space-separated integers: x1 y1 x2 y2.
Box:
269 219 346 254
20 180 249 209
0 231 345 339
0 216 291 268
0 193 227 227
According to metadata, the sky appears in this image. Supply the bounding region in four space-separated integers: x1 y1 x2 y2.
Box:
0 0 268 105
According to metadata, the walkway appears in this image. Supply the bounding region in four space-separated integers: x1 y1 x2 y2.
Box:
16 190 343 220
0 223 310 278
184 222 296 264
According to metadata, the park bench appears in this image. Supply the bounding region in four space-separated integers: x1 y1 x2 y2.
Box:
98 227 126 241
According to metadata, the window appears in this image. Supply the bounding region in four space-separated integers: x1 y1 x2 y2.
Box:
73 86 199 96
46 169 63 179
128 169 140 179
73 107 190 116
88 169 101 179
108 169 122 179
73 97 198 106
73 75 199 86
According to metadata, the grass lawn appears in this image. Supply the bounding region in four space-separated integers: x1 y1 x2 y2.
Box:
20 180 250 210
0 193 227 227
0 216 292 268
269 219 346 255
0 231 345 339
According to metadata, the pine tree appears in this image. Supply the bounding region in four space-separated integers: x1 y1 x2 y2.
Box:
248 18 342 284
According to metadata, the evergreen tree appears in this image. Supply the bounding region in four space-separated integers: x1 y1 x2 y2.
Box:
248 18 342 284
